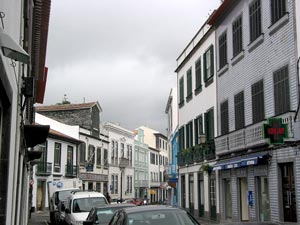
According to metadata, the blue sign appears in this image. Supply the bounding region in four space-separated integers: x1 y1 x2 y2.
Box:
248 191 253 207
86 164 94 172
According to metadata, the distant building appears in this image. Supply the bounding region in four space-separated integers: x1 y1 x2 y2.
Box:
102 122 135 201
35 102 110 193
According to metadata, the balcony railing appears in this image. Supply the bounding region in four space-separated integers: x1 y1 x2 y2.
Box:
215 111 296 156
65 165 77 177
35 162 52 176
134 180 149 187
177 141 215 167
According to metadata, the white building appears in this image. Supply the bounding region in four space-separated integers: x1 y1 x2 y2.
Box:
33 113 82 210
137 126 168 203
102 122 135 201
175 17 219 220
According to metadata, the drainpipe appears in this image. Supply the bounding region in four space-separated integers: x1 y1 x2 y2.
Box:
294 57 300 122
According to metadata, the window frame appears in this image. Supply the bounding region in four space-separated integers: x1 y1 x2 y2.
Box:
249 0 262 43
203 45 214 84
220 100 229 135
270 0 286 25
232 15 243 58
195 57 202 93
219 31 228 69
251 79 265 123
234 91 245 130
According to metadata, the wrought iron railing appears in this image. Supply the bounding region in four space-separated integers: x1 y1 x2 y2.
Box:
35 162 52 176
65 165 77 177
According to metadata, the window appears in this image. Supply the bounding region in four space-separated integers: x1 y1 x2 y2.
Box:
79 143 86 163
104 149 108 166
271 0 286 25
179 126 185 151
204 45 214 83
194 115 203 145
249 0 262 43
126 176 132 193
111 174 118 194
96 147 101 165
96 182 101 192
88 145 95 164
195 58 202 91
185 121 193 148
186 68 192 100
205 109 214 142
219 32 227 69
54 143 61 172
121 143 124 157
252 79 265 123
234 91 245 130
220 100 229 135
274 66 290 115
67 145 73 165
179 77 184 106
150 152 155 164
232 15 243 57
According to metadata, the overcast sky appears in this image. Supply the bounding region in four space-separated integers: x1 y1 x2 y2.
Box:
43 0 221 134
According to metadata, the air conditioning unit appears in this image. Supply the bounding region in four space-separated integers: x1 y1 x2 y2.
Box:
198 134 206 144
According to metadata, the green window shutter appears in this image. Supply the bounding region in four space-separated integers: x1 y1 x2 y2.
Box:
187 69 192 96
179 77 184 104
195 58 201 89
194 118 199 145
203 52 207 81
210 45 214 77
199 115 203 135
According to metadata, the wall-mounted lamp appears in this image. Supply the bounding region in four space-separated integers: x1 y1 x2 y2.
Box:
0 28 29 64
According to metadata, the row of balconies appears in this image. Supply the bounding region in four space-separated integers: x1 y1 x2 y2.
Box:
35 162 78 177
177 141 215 166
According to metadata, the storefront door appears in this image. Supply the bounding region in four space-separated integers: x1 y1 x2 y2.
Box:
189 174 194 215
181 175 186 208
257 176 270 221
239 178 249 221
224 179 232 219
198 173 204 217
281 163 297 222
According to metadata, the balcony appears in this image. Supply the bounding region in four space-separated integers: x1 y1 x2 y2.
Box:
134 180 149 188
215 111 297 156
177 141 215 167
65 165 77 177
35 162 52 176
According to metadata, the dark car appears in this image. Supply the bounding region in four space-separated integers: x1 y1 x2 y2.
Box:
83 203 136 225
108 205 200 225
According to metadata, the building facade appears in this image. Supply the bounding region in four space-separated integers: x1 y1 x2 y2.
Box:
175 18 219 221
35 102 110 194
33 113 82 211
165 87 179 206
133 128 149 200
102 122 134 201
0 0 51 224
209 0 300 223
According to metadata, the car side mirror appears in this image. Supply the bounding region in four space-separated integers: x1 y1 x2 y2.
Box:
83 221 93 225
65 208 71 214
61 203 66 212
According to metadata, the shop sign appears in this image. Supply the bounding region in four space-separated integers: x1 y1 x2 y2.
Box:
263 118 288 144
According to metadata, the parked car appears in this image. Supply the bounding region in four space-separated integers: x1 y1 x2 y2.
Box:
126 198 144 206
83 203 136 225
64 191 108 225
108 205 200 225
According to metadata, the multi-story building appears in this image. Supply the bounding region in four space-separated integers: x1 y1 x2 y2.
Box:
35 102 110 194
32 113 82 211
0 0 51 224
102 122 134 201
165 87 179 206
137 126 168 203
133 128 149 200
209 0 300 223
175 18 218 220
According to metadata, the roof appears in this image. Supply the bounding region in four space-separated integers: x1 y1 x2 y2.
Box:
95 203 136 210
70 191 105 199
207 0 233 26
122 205 183 214
48 127 82 144
35 102 100 112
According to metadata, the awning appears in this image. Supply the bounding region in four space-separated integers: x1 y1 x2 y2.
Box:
0 28 29 64
24 124 50 148
213 153 270 171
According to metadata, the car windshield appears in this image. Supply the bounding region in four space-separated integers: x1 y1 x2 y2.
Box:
72 197 107 213
58 190 77 201
96 208 116 224
126 210 199 225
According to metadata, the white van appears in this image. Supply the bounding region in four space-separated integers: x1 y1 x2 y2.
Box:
64 191 108 225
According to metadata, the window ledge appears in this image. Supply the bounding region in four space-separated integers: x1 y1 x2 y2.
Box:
231 50 245 67
248 33 264 53
204 77 214 87
186 94 193 102
218 64 229 77
194 86 202 96
179 101 185 108
269 13 289 35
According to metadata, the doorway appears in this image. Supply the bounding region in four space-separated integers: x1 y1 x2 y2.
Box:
281 163 297 222
198 173 204 217
224 179 232 219
37 180 46 211
189 174 194 215
239 177 249 221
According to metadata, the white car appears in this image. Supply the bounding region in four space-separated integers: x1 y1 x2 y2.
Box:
64 191 108 225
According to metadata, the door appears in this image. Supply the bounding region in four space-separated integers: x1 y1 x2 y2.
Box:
67 146 73 175
37 180 46 211
210 174 217 220
189 174 194 215
224 179 232 219
181 175 186 208
281 163 297 222
198 173 204 217
239 178 249 221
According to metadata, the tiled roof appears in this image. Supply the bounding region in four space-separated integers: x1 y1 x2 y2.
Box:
35 102 97 112
48 128 82 144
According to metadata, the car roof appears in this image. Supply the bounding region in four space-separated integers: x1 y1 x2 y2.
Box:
70 191 105 199
121 205 182 214
95 203 136 210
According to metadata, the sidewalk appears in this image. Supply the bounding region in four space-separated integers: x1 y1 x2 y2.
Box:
28 210 50 225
